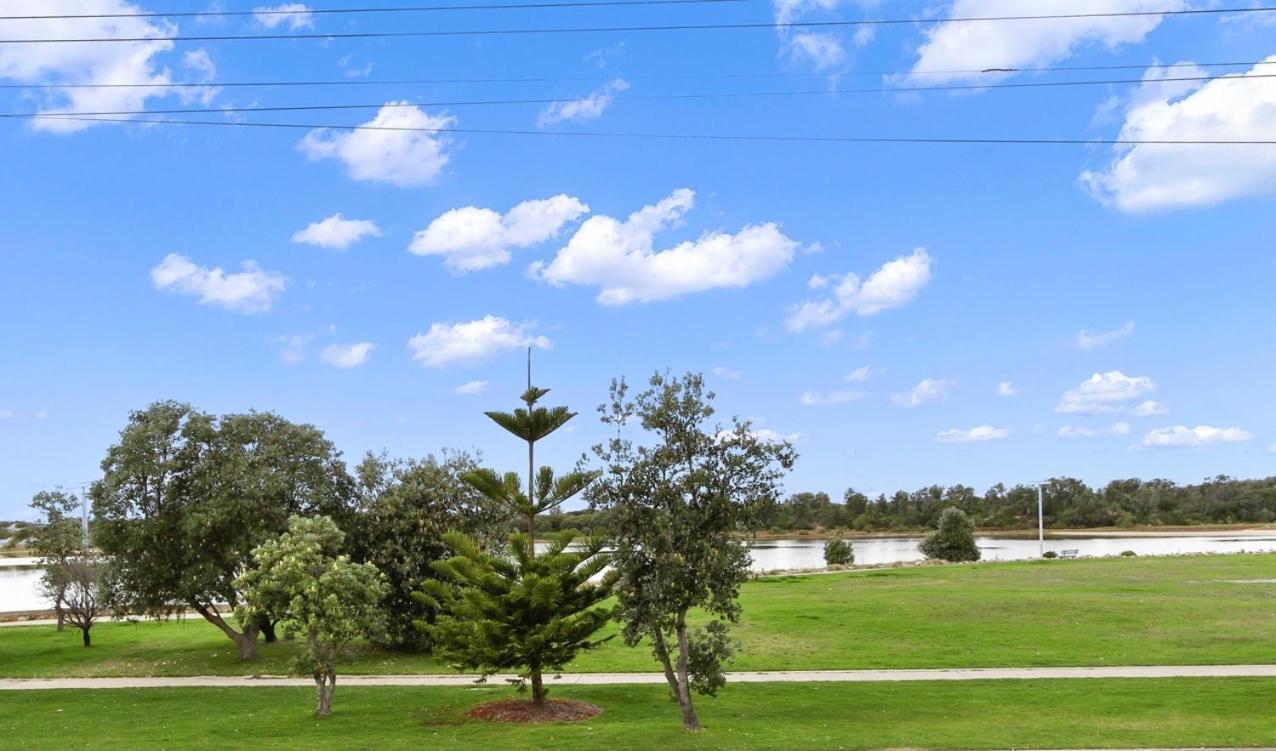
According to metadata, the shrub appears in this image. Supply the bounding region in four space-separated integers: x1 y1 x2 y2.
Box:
823 532 854 566
919 508 980 562
1121 550 1137 557
1042 550 1058 559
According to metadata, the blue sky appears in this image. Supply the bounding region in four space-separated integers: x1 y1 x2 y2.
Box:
2 0 1275 518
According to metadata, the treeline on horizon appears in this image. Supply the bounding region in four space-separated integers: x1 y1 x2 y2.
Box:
536 475 1276 534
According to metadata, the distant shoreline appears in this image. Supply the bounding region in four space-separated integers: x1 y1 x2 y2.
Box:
751 523 1276 542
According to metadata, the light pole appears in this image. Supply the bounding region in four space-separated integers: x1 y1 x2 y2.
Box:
1031 482 1045 558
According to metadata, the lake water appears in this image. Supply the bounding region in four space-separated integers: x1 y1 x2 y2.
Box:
5 534 1276 613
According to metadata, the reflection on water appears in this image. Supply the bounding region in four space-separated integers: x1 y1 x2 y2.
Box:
4 535 1275 613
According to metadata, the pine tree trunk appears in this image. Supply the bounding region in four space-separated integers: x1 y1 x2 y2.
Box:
674 614 702 731
530 668 546 705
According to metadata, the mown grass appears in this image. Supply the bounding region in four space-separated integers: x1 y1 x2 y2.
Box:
3 554 1276 678
3 679 1274 750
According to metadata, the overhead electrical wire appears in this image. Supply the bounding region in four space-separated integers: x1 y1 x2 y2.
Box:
4 72 1273 120
2 6 1274 44
28 113 1276 145
0 0 749 20
4 59 1274 89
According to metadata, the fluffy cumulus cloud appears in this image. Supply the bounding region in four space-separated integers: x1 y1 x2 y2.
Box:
253 3 314 29
298 104 456 187
320 342 374 368
0 0 191 133
772 0 877 70
935 426 1011 443
997 381 1018 396
408 316 550 368
1080 58 1276 212
150 253 287 313
1056 371 1155 415
799 389 865 406
1058 422 1131 439
908 0 1184 83
530 189 800 304
292 214 382 250
1131 400 1168 416
892 378 950 407
785 249 932 332
1140 425 1251 448
410 195 590 273
454 380 489 395
1076 321 1135 350
537 79 629 127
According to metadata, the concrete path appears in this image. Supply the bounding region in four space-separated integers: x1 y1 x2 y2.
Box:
5 664 1276 690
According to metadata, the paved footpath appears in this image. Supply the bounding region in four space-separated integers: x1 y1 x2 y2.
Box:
5 664 1276 690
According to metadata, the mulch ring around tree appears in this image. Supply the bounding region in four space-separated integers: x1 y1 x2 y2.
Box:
466 698 603 724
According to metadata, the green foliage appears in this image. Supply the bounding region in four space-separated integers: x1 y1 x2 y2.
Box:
591 371 795 730
347 450 506 650
1121 550 1138 557
920 508 981 563
417 530 615 702
29 491 86 621
92 401 356 659
236 516 387 715
417 372 613 705
823 532 854 566
1043 550 1059 559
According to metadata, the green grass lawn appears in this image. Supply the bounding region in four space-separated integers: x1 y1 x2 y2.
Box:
3 679 1274 750
4 554 1276 678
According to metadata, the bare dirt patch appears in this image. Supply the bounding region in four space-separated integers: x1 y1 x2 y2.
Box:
466 698 603 724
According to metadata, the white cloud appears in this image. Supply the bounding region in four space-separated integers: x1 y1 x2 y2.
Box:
455 380 489 395
997 381 1018 396
0 0 184 133
292 214 382 250
712 366 743 380
785 249 932 332
253 3 314 29
1131 400 1169 417
907 0 1185 84
1058 422 1131 438
799 389 865 406
298 103 456 187
787 32 847 70
1080 57 1276 211
150 253 287 313
1056 371 1155 415
410 195 589 272
278 333 313 364
537 79 629 127
319 342 373 368
1140 425 1251 448
935 426 1011 443
408 316 550 368
530 189 800 304
1076 321 1135 350
846 365 873 382
892 378 950 408
748 428 802 444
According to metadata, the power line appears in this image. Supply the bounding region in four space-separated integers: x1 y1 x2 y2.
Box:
0 0 749 21
6 73 1272 120
4 59 1273 89
3 6 1274 44
30 113 1276 145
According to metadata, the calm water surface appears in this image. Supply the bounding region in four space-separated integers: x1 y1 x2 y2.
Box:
4 535 1275 612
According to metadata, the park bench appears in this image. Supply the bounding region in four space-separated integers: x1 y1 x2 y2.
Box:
1059 549 1079 559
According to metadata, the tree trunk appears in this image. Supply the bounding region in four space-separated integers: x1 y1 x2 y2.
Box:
235 629 260 660
56 604 65 633
192 603 260 660
315 673 335 716
81 628 91 647
530 667 546 706
651 629 680 697
674 614 702 731
259 616 278 644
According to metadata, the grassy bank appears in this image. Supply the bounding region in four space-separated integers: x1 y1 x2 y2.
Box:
3 679 1273 750
3 554 1275 678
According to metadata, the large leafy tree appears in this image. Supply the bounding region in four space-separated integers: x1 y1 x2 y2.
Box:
590 372 796 731
92 401 355 659
919 507 981 562
348 450 507 649
417 368 614 706
237 516 386 716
